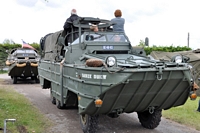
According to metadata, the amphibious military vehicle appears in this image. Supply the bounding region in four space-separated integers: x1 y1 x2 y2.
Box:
38 17 197 133
6 48 40 84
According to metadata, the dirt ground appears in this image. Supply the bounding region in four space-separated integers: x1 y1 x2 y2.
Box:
0 74 200 133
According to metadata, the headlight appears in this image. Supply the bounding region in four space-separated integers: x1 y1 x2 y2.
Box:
106 56 116 67
174 55 182 63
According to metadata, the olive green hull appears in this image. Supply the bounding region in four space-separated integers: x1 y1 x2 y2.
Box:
80 73 189 115
38 61 191 115
8 62 38 78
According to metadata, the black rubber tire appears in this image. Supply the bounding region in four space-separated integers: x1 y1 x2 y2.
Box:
137 109 162 129
36 79 40 83
35 77 40 83
50 93 56 105
56 99 63 109
13 76 17 84
80 114 98 133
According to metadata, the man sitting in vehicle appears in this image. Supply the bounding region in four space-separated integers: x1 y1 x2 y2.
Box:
90 24 99 32
114 35 121 42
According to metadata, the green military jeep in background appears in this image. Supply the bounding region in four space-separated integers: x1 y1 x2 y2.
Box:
38 17 197 133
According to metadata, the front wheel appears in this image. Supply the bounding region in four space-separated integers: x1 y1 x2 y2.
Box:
56 99 64 109
35 77 40 83
80 114 99 133
137 109 162 129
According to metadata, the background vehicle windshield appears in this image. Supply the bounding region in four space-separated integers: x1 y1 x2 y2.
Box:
13 49 37 54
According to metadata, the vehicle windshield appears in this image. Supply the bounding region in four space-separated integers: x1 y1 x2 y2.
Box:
107 34 127 42
13 49 38 56
71 33 128 44
85 33 127 42
71 35 84 45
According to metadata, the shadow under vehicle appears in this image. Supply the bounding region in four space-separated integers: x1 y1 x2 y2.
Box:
38 17 197 133
6 48 40 84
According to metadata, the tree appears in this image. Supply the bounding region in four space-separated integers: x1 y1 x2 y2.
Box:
3 39 15 44
0 46 8 71
138 40 145 46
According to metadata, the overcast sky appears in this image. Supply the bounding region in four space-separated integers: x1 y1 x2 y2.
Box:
0 0 200 49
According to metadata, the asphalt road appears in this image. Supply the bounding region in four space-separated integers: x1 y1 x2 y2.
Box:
0 74 199 133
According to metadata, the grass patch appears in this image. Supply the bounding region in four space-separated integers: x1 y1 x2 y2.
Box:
0 70 7 74
0 84 52 133
163 97 200 131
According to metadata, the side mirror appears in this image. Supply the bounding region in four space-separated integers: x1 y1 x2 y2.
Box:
145 37 149 46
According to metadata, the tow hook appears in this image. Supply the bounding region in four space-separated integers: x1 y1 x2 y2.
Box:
149 106 155 114
117 108 123 115
156 66 164 81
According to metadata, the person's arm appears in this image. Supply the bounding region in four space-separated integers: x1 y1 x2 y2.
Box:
63 18 72 29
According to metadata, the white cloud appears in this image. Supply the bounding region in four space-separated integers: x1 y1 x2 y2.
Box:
15 0 38 7
0 0 199 50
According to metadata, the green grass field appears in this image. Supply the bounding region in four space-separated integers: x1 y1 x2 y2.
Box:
163 97 200 131
0 82 52 133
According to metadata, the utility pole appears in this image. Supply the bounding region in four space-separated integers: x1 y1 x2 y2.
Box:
187 32 190 47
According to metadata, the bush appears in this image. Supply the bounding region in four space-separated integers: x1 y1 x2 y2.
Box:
143 45 192 55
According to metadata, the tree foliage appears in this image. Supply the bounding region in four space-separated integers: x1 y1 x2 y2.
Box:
3 39 15 44
143 45 191 55
137 40 192 55
138 40 145 47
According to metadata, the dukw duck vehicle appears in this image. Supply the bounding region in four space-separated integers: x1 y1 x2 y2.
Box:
38 17 198 133
6 47 40 84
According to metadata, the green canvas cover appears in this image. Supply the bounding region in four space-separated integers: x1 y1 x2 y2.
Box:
43 30 63 61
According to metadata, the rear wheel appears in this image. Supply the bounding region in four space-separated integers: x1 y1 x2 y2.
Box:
13 76 17 84
50 92 56 105
80 114 98 133
137 109 162 129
